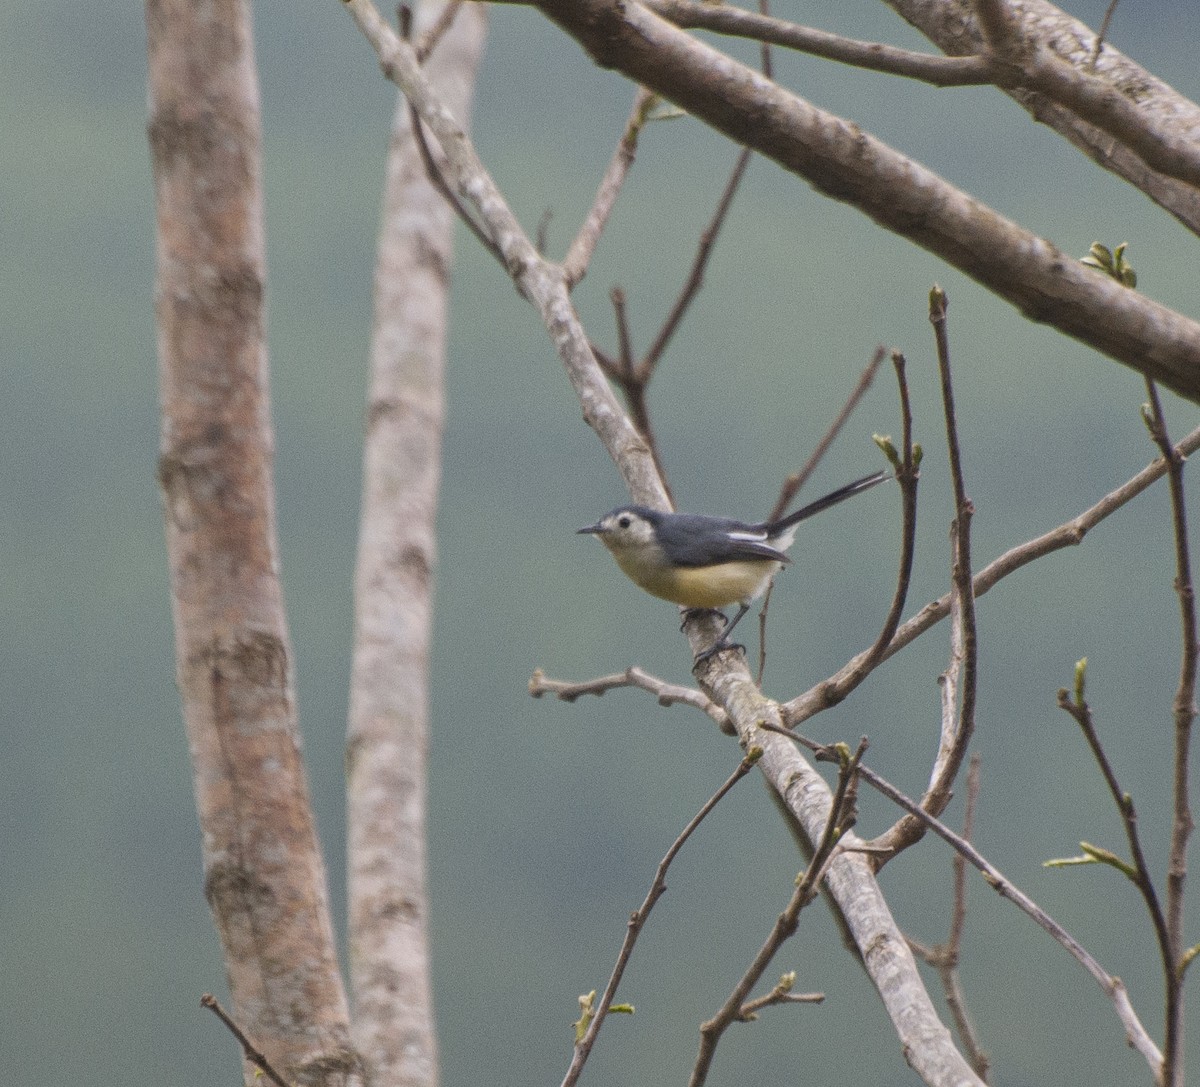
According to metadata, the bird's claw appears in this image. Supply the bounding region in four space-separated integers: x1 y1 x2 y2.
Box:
692 639 746 667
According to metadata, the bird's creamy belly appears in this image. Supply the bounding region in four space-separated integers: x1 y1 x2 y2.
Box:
614 553 780 609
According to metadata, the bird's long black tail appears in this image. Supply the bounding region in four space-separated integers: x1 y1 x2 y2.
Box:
767 470 890 532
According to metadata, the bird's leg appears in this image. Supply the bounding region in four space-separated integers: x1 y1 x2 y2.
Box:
692 602 750 665
679 606 724 632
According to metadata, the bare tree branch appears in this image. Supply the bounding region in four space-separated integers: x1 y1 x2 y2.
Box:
881 0 1200 236
856 351 919 671
640 146 752 376
529 665 733 733
522 0 1200 403
870 288 978 862
201 994 295 1087
645 0 993 86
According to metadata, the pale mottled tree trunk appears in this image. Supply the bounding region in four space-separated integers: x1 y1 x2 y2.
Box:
147 0 360 1082
346 4 488 1086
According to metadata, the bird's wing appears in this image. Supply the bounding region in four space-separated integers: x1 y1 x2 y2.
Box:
655 514 792 567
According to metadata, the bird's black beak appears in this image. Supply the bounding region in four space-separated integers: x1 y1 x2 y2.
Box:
577 522 605 535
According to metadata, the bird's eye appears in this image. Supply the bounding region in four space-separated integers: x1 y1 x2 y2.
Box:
618 515 632 529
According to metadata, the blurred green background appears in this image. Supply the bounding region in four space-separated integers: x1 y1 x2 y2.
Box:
3 1 1198 1084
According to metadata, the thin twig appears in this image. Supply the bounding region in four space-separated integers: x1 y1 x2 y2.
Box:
535 208 553 256
1055 671 1173 1086
1141 382 1197 992
529 666 733 733
564 88 657 287
755 724 1165 1077
756 0 773 81
609 288 636 377
865 289 977 862
738 977 824 1017
409 104 502 263
1088 0 1121 71
768 347 885 522
930 288 979 789
560 752 761 1087
593 289 673 493
754 584 771 685
640 147 753 378
413 0 462 61
689 740 865 1087
850 350 918 670
201 994 295 1087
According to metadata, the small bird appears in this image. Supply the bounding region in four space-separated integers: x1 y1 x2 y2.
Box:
579 471 888 662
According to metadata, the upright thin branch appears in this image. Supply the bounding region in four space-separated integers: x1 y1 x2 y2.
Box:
1088 0 1121 71
1141 380 1195 1087
147 0 359 1081
929 287 979 794
856 350 919 669
1142 383 1197 960
867 289 977 862
1056 671 1175 1087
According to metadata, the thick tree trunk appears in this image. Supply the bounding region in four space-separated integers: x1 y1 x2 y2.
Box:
147 0 360 1082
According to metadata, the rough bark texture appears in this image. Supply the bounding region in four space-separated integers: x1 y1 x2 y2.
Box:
147 0 360 1082
345 3 488 1086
